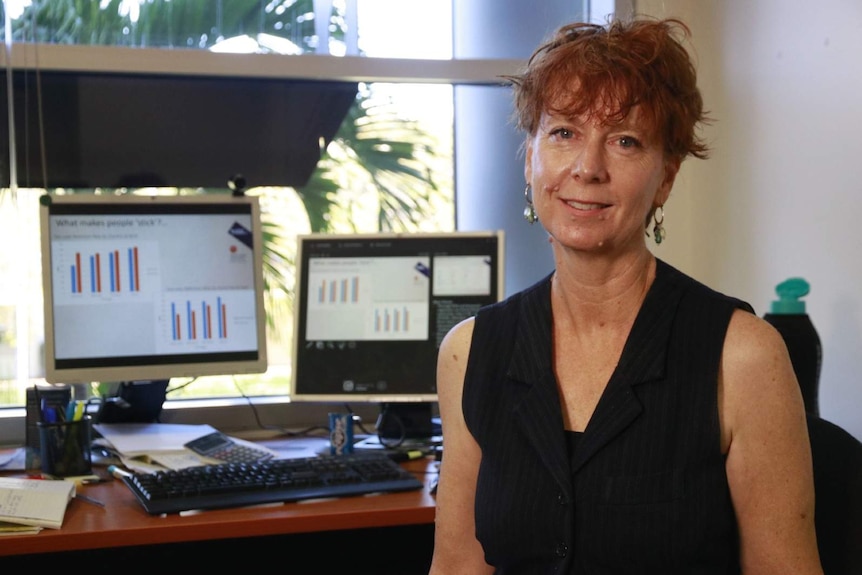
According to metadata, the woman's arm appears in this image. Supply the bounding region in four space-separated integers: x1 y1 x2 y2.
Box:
428 318 495 575
720 310 824 574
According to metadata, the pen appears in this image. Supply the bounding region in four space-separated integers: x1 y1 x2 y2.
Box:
72 400 85 421
75 493 106 508
44 406 58 423
41 399 58 423
65 401 76 421
107 464 133 479
388 449 426 462
81 477 110 485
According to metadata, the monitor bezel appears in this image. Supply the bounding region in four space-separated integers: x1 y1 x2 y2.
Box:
39 192 268 384
288 230 505 404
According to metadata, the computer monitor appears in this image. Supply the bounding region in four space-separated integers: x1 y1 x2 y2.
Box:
2 68 356 189
289 231 505 445
39 192 268 386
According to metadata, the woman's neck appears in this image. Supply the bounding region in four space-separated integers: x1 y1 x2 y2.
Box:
550 250 655 329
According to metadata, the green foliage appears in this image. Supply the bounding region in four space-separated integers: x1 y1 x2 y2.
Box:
6 0 326 49
299 93 446 234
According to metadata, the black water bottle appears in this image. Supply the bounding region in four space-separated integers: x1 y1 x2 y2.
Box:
763 277 822 416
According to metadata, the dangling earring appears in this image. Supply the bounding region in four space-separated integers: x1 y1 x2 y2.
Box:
652 205 666 245
523 184 538 224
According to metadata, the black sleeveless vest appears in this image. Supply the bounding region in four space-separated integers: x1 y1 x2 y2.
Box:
462 259 752 574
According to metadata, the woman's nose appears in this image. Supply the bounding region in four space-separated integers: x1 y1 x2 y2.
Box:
571 141 608 182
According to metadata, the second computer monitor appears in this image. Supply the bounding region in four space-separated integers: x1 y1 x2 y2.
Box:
290 231 505 441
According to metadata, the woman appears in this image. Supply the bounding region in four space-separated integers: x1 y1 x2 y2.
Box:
428 17 823 575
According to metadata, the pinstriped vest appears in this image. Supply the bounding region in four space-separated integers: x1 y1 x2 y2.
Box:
463 259 752 574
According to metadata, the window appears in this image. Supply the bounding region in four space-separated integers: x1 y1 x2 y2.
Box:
0 0 522 440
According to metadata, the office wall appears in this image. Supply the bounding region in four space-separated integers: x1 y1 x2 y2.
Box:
456 0 862 441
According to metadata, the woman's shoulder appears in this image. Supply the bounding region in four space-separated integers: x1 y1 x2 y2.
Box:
441 315 475 349
725 307 788 357
719 299 799 427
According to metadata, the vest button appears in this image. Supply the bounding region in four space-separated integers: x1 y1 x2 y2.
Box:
555 542 569 558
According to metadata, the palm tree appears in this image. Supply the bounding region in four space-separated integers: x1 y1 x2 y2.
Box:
9 0 318 49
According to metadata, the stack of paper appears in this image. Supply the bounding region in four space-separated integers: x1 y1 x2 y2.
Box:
0 477 76 531
93 423 278 472
94 423 219 472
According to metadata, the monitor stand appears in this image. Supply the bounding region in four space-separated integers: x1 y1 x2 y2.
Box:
354 402 442 450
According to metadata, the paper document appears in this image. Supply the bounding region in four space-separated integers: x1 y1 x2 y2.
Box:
148 450 220 470
0 477 76 529
94 423 218 455
93 423 279 472
0 521 42 536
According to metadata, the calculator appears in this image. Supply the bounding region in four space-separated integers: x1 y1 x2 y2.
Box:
184 431 275 464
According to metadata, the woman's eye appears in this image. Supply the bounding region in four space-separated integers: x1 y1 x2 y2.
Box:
550 128 573 139
618 136 641 149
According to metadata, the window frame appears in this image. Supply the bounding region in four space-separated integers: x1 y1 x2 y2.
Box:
0 43 522 85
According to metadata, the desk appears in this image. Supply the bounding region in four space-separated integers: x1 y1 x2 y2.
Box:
0 437 439 572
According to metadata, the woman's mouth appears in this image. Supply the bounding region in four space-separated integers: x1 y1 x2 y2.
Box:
565 200 608 210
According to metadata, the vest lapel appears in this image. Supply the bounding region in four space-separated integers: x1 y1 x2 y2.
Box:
571 260 687 472
506 276 572 494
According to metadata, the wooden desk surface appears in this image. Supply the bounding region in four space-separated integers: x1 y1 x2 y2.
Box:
0 439 439 557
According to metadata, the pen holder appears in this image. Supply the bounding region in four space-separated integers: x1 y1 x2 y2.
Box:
37 416 93 477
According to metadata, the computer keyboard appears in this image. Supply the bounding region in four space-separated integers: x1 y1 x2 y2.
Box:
119 451 426 515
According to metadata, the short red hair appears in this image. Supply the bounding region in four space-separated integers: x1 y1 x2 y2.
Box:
507 17 710 162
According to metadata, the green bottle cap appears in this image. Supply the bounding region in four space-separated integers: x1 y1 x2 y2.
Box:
770 277 810 314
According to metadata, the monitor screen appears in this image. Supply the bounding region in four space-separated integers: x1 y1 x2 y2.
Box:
39 192 268 384
290 231 505 442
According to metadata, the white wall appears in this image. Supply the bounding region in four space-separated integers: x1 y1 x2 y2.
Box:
639 0 862 441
